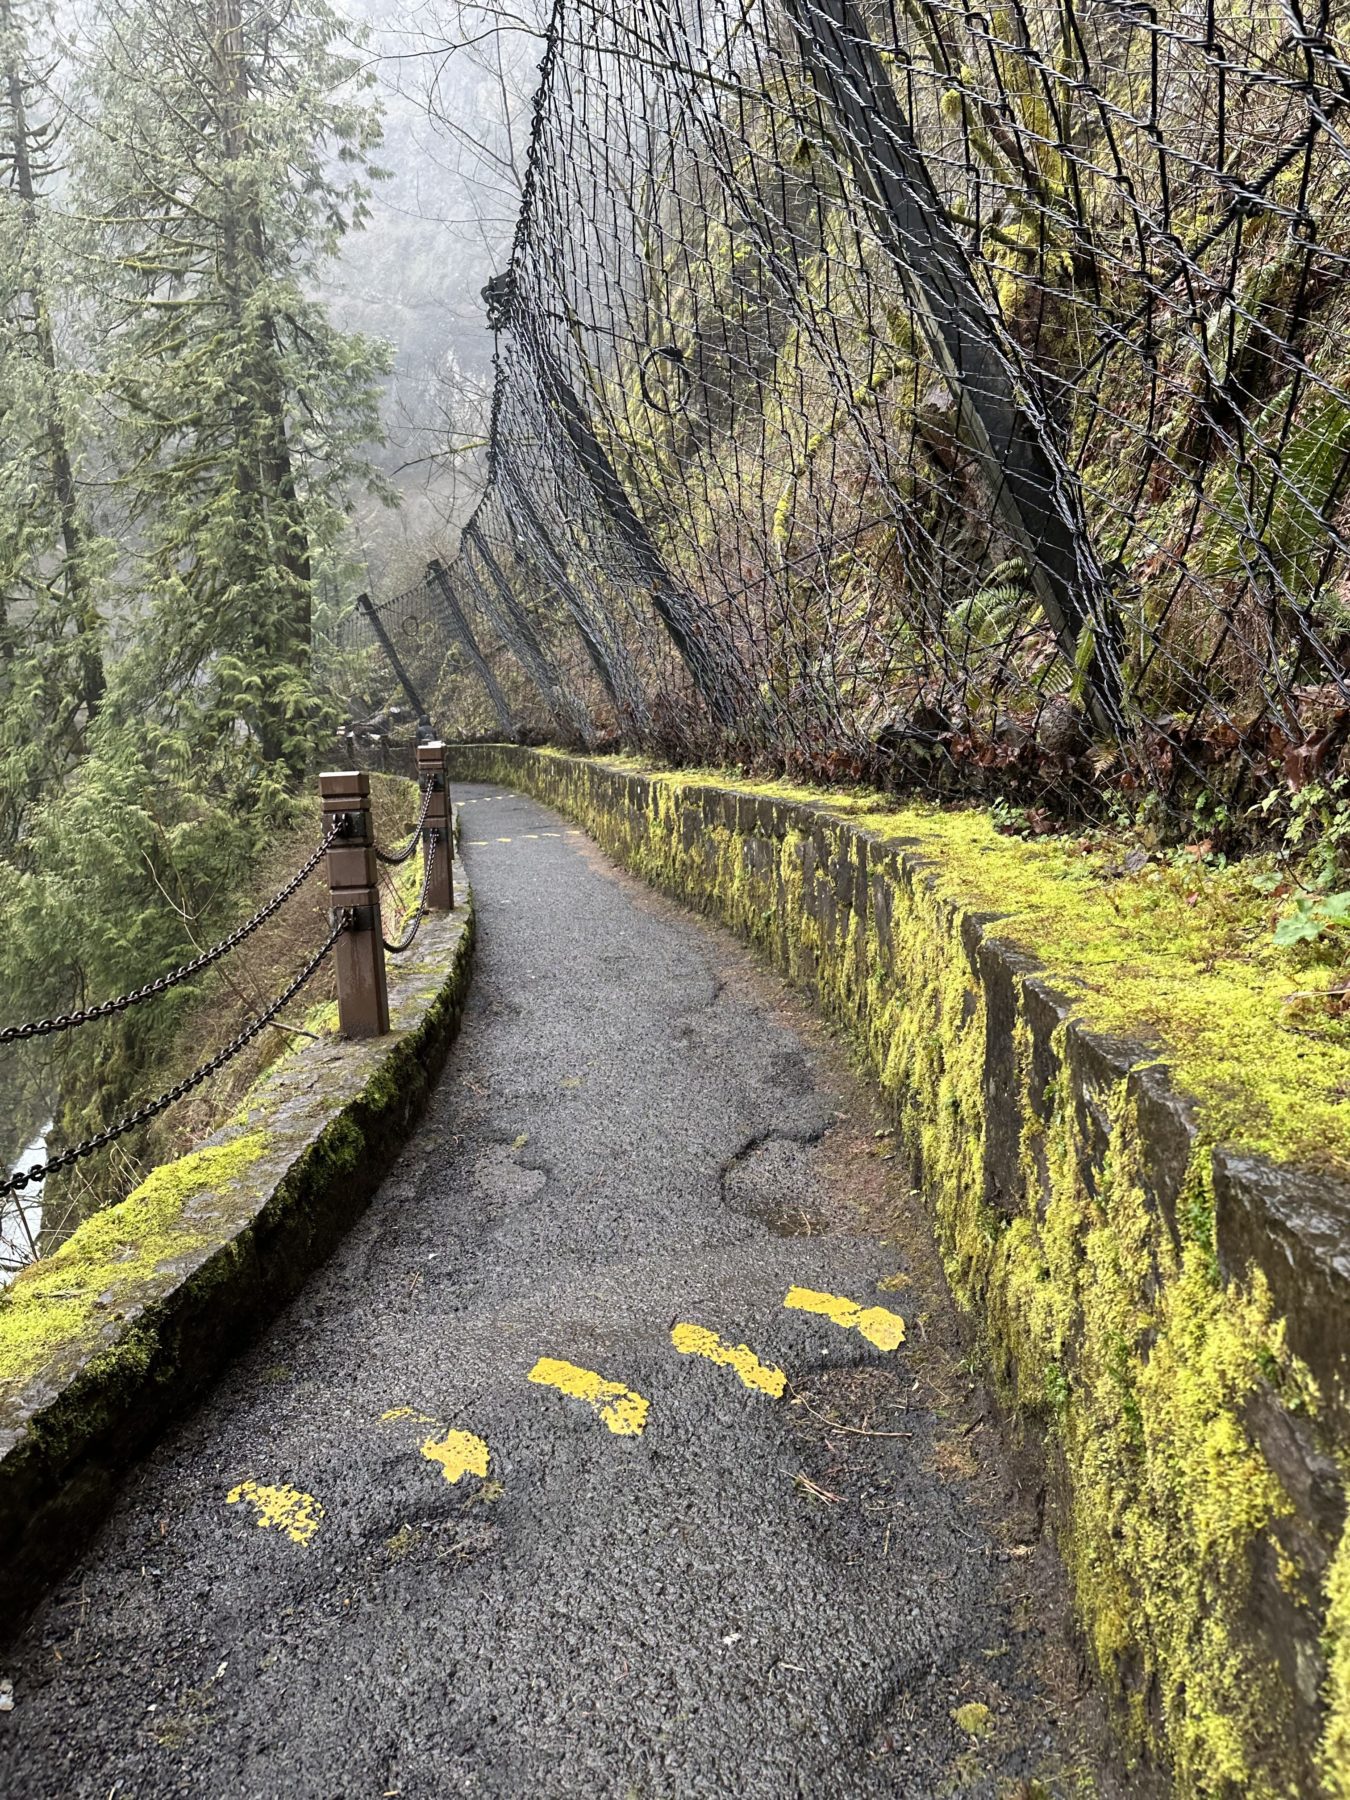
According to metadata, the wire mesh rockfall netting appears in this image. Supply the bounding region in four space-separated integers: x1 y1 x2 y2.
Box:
326 580 453 729
428 0 1350 826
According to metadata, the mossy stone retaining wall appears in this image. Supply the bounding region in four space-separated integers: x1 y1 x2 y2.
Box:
451 743 1349 1800
0 893 473 1625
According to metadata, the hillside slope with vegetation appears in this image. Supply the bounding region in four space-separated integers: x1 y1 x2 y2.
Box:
0 0 393 1195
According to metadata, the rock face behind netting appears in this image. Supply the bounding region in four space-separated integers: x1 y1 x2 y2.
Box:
411 0 1350 839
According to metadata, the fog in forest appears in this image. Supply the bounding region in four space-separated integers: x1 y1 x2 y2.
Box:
326 0 543 579
0 0 539 1191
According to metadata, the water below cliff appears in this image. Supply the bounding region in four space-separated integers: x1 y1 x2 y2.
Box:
0 1124 50 1285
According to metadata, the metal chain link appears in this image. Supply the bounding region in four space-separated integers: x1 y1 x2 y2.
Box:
0 919 347 1203
0 816 351 1046
382 830 440 955
373 779 436 867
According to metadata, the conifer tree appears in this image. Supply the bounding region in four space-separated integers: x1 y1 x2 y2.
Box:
76 0 389 791
0 0 106 847
0 0 390 1183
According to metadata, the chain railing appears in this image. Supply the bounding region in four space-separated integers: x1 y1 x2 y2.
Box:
1 742 458 1270
0 822 349 1047
0 921 346 1206
374 776 437 867
382 829 442 954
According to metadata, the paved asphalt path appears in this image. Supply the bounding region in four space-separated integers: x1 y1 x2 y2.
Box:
0 786 1120 1799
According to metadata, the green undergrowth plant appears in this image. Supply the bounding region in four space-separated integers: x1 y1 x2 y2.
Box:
1272 890 1350 948
4 769 417 1244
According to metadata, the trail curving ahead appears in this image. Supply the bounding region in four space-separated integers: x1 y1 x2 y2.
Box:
0 786 1126 1799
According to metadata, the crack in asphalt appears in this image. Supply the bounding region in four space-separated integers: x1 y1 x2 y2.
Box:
717 1123 831 1192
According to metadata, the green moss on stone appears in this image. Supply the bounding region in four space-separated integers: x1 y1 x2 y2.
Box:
570 753 1349 1176
0 1131 270 1395
1324 1520 1350 1798
301 999 340 1038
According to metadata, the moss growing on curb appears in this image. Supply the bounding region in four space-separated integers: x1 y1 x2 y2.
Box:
0 1132 271 1394
1325 1529 1350 1798
557 752 1350 1176
453 744 1349 1800
1 892 475 1629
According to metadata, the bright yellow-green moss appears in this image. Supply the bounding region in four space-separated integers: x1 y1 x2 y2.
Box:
0 1131 269 1394
996 1066 1294 1787
952 1701 994 1739
1324 1522 1350 1797
562 752 1350 1175
468 746 1349 1798
300 998 340 1038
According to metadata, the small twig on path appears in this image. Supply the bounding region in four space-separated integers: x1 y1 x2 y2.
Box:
793 1471 844 1505
788 1387 914 1439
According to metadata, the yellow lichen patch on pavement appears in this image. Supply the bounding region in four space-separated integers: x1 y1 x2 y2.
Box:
226 1480 324 1546
783 1286 906 1351
527 1355 649 1435
420 1429 491 1484
670 1322 786 1397
952 1701 994 1740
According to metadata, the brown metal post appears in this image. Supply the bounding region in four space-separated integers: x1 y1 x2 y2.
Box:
416 740 454 910
320 769 390 1037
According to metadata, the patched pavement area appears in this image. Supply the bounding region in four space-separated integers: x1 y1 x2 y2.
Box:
0 786 1126 1799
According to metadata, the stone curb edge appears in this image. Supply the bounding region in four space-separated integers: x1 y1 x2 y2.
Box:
0 881 474 1628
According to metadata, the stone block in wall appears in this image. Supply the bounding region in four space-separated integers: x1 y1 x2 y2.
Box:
1216 1148 1350 1434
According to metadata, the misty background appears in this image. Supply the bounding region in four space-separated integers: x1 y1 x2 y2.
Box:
0 0 546 1208
328 0 543 583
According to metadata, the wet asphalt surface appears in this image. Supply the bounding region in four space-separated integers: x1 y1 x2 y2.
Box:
0 786 1120 1799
